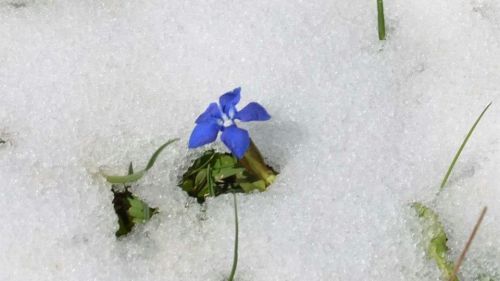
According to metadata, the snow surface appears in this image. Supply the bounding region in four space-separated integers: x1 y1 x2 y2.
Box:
1 0 500 280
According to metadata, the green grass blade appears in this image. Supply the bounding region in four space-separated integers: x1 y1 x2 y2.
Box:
440 102 492 190
228 193 239 281
377 0 386 40
103 138 178 184
145 138 179 171
104 170 146 184
128 162 134 175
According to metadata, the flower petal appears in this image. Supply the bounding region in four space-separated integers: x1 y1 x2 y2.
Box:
195 102 222 124
188 122 221 148
219 87 241 116
235 102 271 122
221 125 250 159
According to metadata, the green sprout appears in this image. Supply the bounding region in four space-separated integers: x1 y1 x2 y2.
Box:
103 138 178 237
112 163 158 237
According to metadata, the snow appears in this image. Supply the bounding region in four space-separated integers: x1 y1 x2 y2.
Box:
0 0 499 280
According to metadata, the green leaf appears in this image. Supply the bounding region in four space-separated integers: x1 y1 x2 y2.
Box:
197 184 211 199
127 196 155 224
252 180 266 191
214 154 237 169
105 170 146 184
213 167 245 181
181 179 194 192
440 103 492 190
412 202 458 281
179 149 274 203
180 151 239 202
194 169 207 187
103 138 178 184
112 187 157 237
239 180 266 193
238 182 254 193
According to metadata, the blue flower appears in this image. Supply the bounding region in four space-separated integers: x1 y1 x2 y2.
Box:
188 87 271 159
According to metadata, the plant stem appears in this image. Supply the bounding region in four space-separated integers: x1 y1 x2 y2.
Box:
207 163 215 197
228 193 239 281
239 140 277 187
377 0 386 40
448 207 488 281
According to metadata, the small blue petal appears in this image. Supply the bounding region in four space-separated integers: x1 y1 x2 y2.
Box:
219 87 241 116
221 125 250 159
188 122 221 148
195 102 222 124
235 102 271 122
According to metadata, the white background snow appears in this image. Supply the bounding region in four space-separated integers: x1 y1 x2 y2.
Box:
0 0 499 280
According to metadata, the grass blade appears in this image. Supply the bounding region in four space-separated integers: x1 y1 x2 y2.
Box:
128 162 134 175
103 138 179 184
377 0 386 40
440 102 492 190
105 170 146 184
145 138 179 171
448 207 488 281
228 193 239 281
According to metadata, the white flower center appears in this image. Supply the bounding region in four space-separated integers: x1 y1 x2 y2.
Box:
221 113 233 127
227 107 236 119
